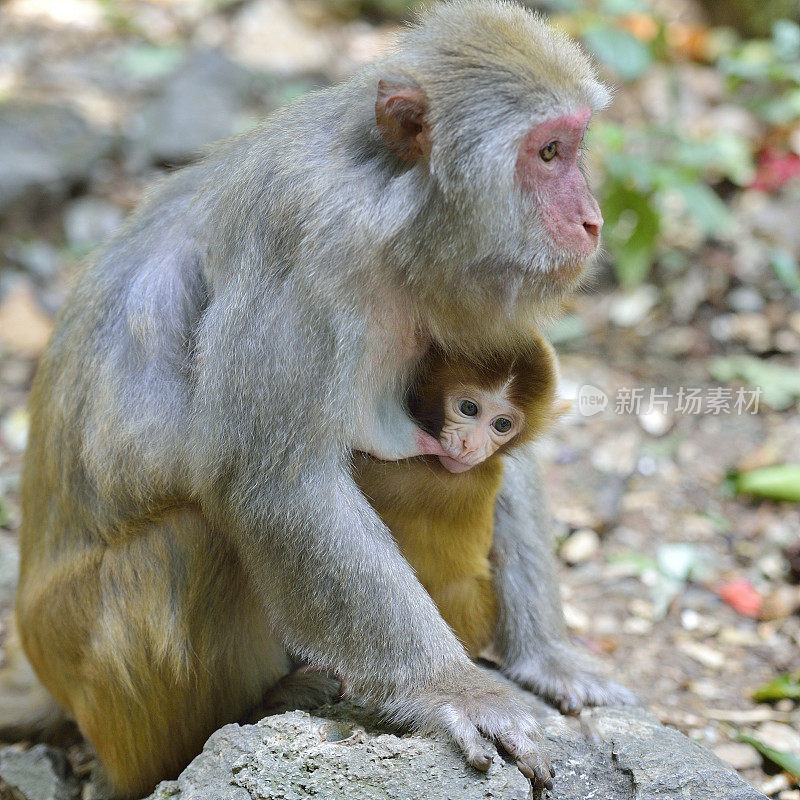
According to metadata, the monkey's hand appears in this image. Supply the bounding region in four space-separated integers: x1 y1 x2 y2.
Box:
382 665 555 790
357 427 448 461
502 643 637 715
353 393 448 461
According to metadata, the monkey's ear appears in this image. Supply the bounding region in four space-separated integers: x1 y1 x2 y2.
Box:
375 79 431 161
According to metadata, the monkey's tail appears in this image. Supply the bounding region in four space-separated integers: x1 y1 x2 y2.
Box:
0 613 68 740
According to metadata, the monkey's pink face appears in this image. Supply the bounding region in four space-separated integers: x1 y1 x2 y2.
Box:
437 385 522 474
516 107 603 262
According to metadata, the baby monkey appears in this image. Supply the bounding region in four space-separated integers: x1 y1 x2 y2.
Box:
353 333 559 657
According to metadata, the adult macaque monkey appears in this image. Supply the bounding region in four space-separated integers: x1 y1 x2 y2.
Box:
2 1 633 796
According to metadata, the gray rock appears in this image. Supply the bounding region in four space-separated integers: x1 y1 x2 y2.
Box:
0 103 111 213
727 286 765 314
63 197 124 250
0 744 80 800
128 50 267 167
4 240 64 282
0 534 20 609
144 682 765 800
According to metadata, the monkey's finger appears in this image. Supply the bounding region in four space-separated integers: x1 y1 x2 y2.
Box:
444 714 494 771
558 692 582 715
492 730 554 790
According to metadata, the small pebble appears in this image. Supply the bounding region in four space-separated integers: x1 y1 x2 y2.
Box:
637 409 673 437
761 774 790 795
726 286 765 313
560 528 600 565
755 721 800 754
609 285 658 327
712 741 762 771
622 617 653 635
678 639 725 670
680 609 700 631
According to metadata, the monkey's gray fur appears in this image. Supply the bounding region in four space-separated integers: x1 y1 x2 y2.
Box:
5 1 632 796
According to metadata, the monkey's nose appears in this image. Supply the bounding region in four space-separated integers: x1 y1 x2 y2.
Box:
583 218 602 240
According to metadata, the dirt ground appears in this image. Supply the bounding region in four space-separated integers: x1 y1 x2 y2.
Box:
0 0 798 797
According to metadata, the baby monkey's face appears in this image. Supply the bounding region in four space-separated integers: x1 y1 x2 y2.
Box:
438 384 523 474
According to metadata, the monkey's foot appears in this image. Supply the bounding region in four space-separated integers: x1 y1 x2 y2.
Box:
246 667 342 722
502 645 636 716
382 665 554 791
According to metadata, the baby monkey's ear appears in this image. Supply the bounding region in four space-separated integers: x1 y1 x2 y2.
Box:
375 79 432 161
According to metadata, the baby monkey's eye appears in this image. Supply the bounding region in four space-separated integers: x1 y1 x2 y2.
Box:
539 141 557 162
493 417 512 433
459 400 479 417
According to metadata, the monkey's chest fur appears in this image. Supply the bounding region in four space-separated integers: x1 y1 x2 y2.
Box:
352 455 503 657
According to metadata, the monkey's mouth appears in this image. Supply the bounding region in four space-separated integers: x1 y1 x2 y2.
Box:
438 455 475 474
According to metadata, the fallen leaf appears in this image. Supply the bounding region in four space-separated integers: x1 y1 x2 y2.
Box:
752 673 800 703
735 464 800 503
737 731 800 778
715 578 763 618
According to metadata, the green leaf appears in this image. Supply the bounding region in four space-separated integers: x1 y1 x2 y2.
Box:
770 247 800 294
734 464 800 503
118 45 184 79
673 183 733 236
772 19 800 61
752 672 800 702
737 731 800 777
583 27 653 81
710 355 800 411
602 185 660 287
600 0 648 14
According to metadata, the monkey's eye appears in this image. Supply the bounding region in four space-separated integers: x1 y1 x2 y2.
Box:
539 142 557 162
459 400 479 417
493 417 513 434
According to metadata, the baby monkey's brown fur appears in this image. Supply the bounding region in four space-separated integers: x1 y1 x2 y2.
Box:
353 333 558 656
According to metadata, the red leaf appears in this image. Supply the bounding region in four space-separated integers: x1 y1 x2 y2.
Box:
715 578 763 618
750 148 800 193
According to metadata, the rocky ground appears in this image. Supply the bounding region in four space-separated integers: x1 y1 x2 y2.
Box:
0 1 798 798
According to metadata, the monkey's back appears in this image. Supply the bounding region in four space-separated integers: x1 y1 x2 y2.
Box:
352 454 503 656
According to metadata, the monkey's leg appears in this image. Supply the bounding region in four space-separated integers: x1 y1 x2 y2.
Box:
492 447 636 714
18 506 290 799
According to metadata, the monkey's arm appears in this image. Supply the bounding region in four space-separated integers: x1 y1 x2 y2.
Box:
353 392 445 461
491 444 636 713
189 291 553 788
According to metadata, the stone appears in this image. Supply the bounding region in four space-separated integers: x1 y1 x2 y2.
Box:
609 285 658 328
0 102 110 212
754 721 800 755
0 744 80 800
128 50 267 168
560 528 600 564
144 680 766 800
712 741 763 771
5 240 64 282
727 287 765 314
63 198 124 250
0 535 20 609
